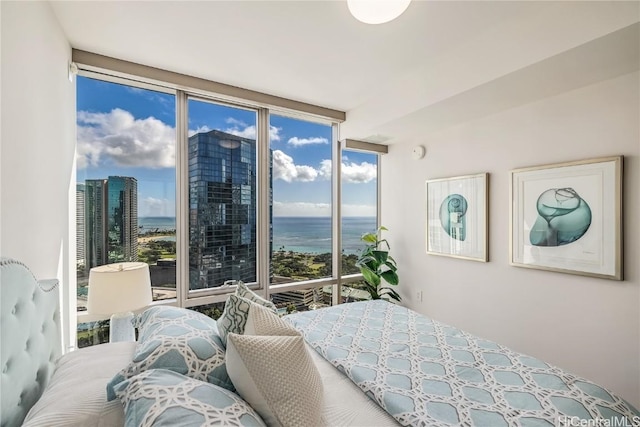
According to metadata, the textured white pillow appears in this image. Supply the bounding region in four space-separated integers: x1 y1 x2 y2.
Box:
244 302 299 336
226 333 324 427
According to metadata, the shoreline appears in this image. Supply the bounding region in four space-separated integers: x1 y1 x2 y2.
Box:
138 234 174 243
137 234 362 256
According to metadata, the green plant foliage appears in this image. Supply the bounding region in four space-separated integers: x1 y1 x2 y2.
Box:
355 226 401 302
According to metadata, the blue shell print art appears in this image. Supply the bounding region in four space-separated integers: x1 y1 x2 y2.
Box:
529 187 592 247
439 194 468 241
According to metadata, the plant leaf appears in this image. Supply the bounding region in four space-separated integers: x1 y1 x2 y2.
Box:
381 270 399 285
361 233 378 244
384 261 397 271
355 255 377 267
360 266 381 287
377 239 390 250
372 250 388 264
380 287 402 302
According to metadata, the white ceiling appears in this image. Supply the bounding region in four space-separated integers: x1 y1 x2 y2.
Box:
51 1 639 143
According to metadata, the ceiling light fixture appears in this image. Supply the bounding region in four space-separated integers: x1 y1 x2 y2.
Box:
347 0 411 24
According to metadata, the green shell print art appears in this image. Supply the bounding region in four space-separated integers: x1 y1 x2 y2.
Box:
439 194 468 241
529 187 592 247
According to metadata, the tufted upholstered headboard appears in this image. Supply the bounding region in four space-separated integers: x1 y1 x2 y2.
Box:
0 258 61 427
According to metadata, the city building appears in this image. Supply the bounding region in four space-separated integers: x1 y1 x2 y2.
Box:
106 176 138 264
84 179 108 269
188 130 258 289
76 184 85 266
84 176 138 270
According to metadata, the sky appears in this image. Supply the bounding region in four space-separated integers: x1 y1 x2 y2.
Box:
76 76 377 217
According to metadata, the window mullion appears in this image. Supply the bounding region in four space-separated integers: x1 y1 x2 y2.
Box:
258 108 271 299
176 90 189 308
331 123 342 306
377 154 382 229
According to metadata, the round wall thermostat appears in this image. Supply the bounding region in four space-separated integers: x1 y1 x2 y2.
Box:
411 145 426 160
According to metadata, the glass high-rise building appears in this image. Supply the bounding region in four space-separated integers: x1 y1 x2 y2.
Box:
188 130 257 289
106 176 138 263
76 184 85 266
84 176 138 269
84 179 108 268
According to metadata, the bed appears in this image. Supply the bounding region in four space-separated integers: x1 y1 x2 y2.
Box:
1 257 638 427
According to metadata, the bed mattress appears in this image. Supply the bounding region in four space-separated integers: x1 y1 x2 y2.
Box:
21 339 398 426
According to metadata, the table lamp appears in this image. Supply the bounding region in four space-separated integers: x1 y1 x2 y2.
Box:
87 262 152 342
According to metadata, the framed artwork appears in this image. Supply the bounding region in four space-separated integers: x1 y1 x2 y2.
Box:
510 156 622 280
426 173 488 262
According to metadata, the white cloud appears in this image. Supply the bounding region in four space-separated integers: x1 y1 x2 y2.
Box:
269 126 282 142
225 117 247 127
224 124 281 142
272 155 376 184
188 125 211 137
225 124 257 139
288 136 329 147
77 109 175 169
319 160 332 180
189 118 281 142
272 201 375 217
318 159 376 184
272 150 318 182
139 197 175 217
342 161 377 183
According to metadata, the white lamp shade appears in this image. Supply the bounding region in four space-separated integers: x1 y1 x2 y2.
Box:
347 0 411 24
88 262 152 315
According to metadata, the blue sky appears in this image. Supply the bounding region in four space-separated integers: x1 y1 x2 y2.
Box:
76 76 376 217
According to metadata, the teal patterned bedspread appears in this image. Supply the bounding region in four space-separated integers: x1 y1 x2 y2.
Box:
284 300 639 427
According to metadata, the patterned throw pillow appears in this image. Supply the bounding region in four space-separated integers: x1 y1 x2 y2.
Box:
113 369 266 427
134 305 219 338
226 333 324 427
216 294 254 346
244 302 299 336
107 306 233 400
235 281 277 312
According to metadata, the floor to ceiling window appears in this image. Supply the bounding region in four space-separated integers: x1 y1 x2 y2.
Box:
74 62 382 345
76 76 177 346
266 114 334 310
187 98 258 292
341 150 379 302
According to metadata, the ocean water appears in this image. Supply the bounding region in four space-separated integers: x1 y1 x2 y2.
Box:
273 217 376 254
139 216 177 232
138 216 376 254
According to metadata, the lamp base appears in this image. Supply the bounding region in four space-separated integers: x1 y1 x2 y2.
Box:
109 311 136 343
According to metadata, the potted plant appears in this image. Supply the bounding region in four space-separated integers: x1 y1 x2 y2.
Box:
356 226 401 302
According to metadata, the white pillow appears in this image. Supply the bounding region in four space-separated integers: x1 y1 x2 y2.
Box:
226 334 324 427
244 302 299 336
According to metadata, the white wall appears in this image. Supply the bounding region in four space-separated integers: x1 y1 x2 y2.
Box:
382 71 640 406
1 1 75 350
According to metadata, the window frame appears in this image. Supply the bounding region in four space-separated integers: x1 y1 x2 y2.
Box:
72 54 382 344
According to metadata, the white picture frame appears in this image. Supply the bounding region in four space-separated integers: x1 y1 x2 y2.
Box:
510 156 623 280
426 173 488 262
